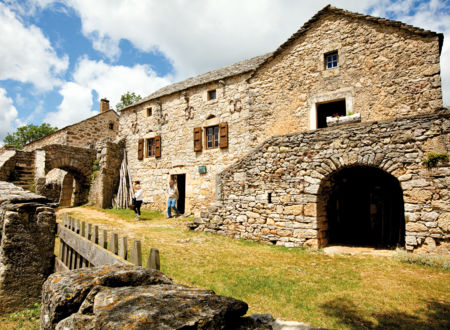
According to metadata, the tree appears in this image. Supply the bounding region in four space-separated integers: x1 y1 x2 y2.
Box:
115 92 142 110
3 123 59 149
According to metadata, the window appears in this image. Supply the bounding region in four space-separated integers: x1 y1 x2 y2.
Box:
146 138 155 157
316 99 346 128
207 89 217 100
325 51 338 69
205 125 219 149
109 123 114 130
147 107 152 116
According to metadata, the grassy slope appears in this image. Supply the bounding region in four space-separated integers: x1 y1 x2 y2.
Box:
54 206 449 329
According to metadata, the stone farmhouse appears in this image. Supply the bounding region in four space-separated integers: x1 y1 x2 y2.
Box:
0 5 448 253
119 6 448 252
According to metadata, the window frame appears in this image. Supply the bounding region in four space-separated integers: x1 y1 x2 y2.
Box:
146 138 156 157
325 51 338 70
207 89 217 101
205 125 219 149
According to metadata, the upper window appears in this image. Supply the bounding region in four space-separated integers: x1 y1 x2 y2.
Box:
147 107 152 117
205 125 219 149
325 51 338 69
109 123 114 130
207 90 217 100
146 138 155 157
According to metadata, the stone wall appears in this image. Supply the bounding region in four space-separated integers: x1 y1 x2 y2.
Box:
0 181 56 312
0 147 16 181
23 110 119 151
89 140 124 208
248 10 442 148
119 73 255 214
195 112 449 253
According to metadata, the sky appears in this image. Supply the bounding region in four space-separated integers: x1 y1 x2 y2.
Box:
0 0 449 144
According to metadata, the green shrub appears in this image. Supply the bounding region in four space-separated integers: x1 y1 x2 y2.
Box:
422 152 449 169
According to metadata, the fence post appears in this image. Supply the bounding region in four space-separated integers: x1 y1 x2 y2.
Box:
100 230 108 249
130 240 142 266
81 221 86 237
146 248 160 270
92 225 99 244
109 233 119 255
75 219 80 234
119 237 128 260
87 223 92 241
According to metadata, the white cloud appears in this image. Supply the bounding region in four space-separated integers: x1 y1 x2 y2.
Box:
0 2 68 91
40 0 446 104
0 88 19 145
55 0 379 79
44 57 173 127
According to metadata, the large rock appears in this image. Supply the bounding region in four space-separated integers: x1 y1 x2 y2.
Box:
40 264 173 329
0 181 56 313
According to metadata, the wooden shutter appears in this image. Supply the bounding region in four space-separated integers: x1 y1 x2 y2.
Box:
219 122 228 149
138 138 144 160
155 135 161 158
193 127 202 152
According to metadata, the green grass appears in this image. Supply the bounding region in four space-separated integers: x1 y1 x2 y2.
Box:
98 207 164 221
55 207 450 329
0 303 40 330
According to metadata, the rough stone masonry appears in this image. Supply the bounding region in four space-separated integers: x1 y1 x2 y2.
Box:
0 181 56 313
195 112 449 253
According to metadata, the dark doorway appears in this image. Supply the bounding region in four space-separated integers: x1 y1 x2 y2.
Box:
326 166 405 248
176 174 186 214
316 100 346 128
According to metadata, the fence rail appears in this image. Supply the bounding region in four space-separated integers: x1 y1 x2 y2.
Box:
55 214 160 272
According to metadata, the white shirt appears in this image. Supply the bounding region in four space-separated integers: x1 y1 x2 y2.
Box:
135 188 143 201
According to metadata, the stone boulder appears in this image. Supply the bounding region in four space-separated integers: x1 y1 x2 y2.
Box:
41 264 323 329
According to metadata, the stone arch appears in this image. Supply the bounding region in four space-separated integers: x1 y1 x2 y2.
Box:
316 162 405 249
42 145 96 206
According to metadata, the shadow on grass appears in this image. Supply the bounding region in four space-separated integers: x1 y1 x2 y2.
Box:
320 298 449 329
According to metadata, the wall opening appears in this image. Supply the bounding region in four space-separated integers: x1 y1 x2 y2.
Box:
171 174 186 214
318 166 405 249
316 99 346 128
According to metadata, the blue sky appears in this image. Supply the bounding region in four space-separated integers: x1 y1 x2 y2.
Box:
1 0 449 143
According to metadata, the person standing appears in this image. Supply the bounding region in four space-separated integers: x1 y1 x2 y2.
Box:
167 180 179 218
134 182 143 220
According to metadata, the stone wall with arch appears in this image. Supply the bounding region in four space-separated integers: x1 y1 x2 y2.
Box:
36 145 96 206
195 111 449 253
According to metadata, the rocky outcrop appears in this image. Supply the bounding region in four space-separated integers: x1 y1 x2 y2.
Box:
41 265 320 329
0 181 56 312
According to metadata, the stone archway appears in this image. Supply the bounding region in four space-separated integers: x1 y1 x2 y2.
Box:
318 165 405 249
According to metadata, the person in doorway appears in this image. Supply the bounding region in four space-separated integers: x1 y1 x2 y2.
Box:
134 181 143 220
167 180 179 218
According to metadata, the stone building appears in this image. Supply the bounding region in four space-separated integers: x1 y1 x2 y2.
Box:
0 99 119 207
119 4 444 216
23 99 118 151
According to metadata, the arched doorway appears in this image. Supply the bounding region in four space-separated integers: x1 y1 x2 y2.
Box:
319 166 405 248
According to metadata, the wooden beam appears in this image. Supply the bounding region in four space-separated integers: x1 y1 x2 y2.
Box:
58 224 130 267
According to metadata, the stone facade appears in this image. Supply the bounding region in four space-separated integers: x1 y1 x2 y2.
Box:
194 112 449 253
118 5 443 219
0 181 56 312
248 8 443 146
23 109 119 151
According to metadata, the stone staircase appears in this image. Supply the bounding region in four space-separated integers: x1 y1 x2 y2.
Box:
10 151 35 191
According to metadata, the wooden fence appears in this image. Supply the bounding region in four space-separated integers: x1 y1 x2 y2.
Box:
55 214 160 272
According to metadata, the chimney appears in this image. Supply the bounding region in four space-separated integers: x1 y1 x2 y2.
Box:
100 98 110 113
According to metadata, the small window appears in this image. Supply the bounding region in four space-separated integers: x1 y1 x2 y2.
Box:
325 51 338 69
207 90 217 100
205 125 219 149
147 107 152 117
109 123 114 130
146 138 155 157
